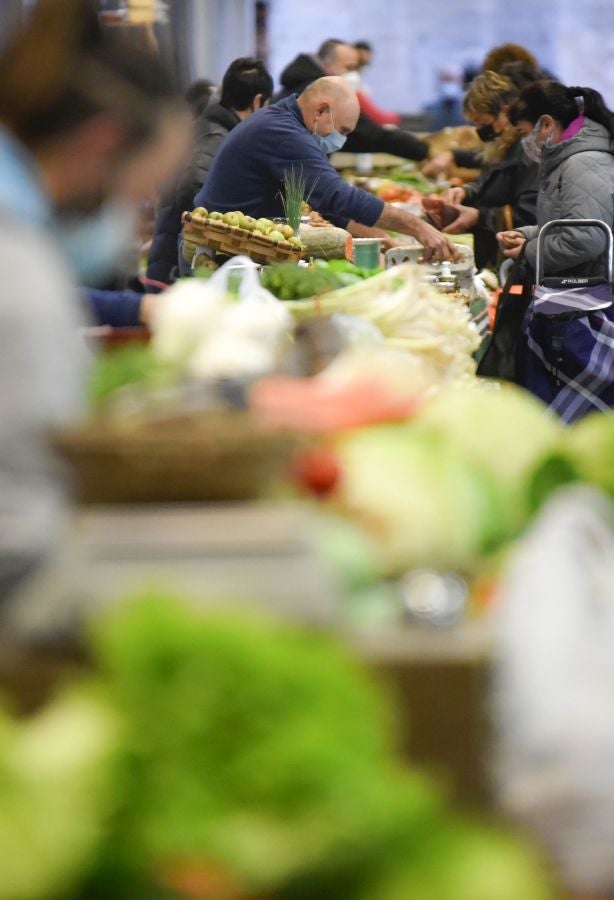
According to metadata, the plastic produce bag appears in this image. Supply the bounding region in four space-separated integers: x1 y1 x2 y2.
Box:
492 485 614 894
151 256 292 379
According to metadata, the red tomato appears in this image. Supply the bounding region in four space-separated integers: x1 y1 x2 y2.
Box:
291 446 342 497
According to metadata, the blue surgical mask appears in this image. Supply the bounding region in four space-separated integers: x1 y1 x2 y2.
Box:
313 109 347 155
57 201 138 286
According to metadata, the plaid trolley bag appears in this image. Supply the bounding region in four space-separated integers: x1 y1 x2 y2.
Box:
518 218 614 423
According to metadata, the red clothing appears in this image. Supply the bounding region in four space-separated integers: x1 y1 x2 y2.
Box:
357 91 400 128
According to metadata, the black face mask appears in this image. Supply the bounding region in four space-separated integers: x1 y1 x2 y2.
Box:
476 122 497 142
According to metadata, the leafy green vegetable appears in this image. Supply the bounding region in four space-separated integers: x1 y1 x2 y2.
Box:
261 262 346 300
313 258 381 283
412 385 565 538
387 168 435 193
88 344 161 409
0 687 119 900
87 594 405 891
568 411 614 496
334 423 502 575
80 593 553 899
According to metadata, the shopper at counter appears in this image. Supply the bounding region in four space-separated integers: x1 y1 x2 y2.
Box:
498 82 614 420
436 70 539 269
0 0 189 600
195 77 458 263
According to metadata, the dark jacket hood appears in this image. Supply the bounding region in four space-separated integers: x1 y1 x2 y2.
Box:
279 53 324 91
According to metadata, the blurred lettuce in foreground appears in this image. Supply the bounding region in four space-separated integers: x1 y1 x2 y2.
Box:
81 593 553 900
0 592 555 899
0 687 119 900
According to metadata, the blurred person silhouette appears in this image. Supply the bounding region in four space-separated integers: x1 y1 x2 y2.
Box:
353 40 372 73
184 78 216 119
276 39 429 162
424 66 466 132
0 0 190 601
148 57 273 284
350 39 400 127
482 42 557 82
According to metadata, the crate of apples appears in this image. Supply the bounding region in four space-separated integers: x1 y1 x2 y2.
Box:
182 207 305 265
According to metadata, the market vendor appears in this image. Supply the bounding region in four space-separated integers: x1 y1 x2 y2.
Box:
194 77 458 263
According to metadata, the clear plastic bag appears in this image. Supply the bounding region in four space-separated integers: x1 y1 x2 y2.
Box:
151 256 292 378
493 485 614 894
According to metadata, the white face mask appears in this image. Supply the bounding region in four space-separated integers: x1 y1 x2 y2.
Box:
57 201 138 286
521 117 553 163
342 70 361 91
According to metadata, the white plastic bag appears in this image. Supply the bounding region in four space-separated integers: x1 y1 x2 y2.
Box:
151 256 292 378
493 485 614 894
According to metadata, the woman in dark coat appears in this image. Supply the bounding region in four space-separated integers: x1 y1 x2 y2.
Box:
439 70 539 270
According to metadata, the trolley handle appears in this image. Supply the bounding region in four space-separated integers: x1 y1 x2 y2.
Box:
536 218 614 288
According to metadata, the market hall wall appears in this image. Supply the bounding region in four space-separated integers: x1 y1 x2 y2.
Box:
266 0 614 114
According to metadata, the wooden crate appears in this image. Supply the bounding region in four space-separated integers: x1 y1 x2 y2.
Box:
182 212 303 266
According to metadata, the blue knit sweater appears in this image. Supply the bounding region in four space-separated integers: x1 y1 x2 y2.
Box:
195 95 384 229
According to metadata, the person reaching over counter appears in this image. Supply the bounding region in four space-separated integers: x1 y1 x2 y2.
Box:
431 70 539 269
194 77 459 264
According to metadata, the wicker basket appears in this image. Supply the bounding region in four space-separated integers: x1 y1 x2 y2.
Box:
52 412 301 504
182 212 303 266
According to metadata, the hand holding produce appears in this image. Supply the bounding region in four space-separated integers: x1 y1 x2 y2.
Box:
497 230 527 258
443 186 467 206
421 195 461 231
442 204 480 235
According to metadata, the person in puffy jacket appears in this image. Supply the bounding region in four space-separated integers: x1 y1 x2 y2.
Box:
275 39 429 162
498 82 614 421
147 58 273 283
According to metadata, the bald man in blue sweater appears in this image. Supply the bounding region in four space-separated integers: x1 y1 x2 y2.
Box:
195 77 458 263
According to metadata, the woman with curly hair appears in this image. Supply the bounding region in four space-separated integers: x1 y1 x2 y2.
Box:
435 69 540 269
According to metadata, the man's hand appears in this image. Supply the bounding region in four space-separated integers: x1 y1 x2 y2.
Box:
442 186 466 205
375 203 462 263
442 205 479 234
422 150 453 179
497 230 526 258
412 218 463 263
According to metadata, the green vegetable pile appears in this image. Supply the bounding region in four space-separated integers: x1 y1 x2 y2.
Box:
261 260 378 301
387 168 435 193
329 385 572 577
0 594 555 900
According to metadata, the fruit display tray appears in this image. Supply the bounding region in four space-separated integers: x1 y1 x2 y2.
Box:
182 212 304 265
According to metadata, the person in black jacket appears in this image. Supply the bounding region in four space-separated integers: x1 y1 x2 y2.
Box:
275 39 429 162
437 70 539 269
147 58 273 283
